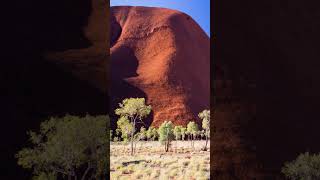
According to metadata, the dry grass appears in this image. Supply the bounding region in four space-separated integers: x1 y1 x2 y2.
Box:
110 140 210 180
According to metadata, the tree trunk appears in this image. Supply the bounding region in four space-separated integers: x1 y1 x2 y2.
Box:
165 140 169 152
204 133 208 151
134 140 137 153
81 163 91 180
130 119 136 156
164 142 167 152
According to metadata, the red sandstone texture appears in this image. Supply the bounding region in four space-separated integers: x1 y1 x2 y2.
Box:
110 6 210 127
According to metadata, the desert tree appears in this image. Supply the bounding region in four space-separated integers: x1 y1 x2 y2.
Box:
282 152 320 179
181 127 187 141
152 127 158 141
199 109 210 151
146 126 158 141
116 116 133 152
131 127 147 152
113 129 122 143
16 114 109 180
187 121 199 149
173 126 182 141
139 126 147 141
116 116 133 141
173 125 182 151
158 121 174 152
200 130 205 140
115 98 151 155
146 126 153 141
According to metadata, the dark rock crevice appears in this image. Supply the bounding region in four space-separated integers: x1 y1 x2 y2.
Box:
110 13 122 48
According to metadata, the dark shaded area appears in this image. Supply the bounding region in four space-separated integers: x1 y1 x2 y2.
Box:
122 160 147 166
213 0 320 178
110 12 122 47
110 45 153 130
2 0 108 179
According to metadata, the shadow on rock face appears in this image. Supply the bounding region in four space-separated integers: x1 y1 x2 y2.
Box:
110 46 153 129
110 13 122 48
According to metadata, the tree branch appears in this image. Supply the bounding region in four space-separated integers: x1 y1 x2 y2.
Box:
81 163 92 180
51 166 74 176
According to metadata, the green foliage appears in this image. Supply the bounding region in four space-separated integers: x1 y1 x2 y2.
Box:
180 127 187 141
199 109 210 134
173 126 183 140
115 98 151 155
117 116 133 142
282 152 320 179
115 98 151 121
146 127 153 140
158 121 174 152
158 121 174 143
187 121 199 149
187 121 199 137
200 130 205 139
139 126 147 141
16 114 109 180
152 127 158 141
198 109 210 150
145 126 159 141
32 172 56 180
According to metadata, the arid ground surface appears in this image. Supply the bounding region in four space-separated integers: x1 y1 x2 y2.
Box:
110 141 210 179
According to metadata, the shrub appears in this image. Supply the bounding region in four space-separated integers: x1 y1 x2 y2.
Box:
16 114 109 180
282 152 320 179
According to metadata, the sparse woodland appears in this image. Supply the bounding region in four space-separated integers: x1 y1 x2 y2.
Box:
110 98 211 179
16 97 211 179
112 98 211 154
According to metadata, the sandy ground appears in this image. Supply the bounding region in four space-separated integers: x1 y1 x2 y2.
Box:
110 140 210 180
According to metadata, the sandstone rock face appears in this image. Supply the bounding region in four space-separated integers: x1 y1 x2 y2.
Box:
110 6 210 128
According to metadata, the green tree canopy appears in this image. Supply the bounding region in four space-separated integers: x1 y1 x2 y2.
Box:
115 98 151 155
116 116 133 142
173 125 183 141
282 152 320 179
181 127 187 141
198 109 210 150
158 121 174 152
115 98 151 121
187 121 199 137
139 126 147 141
146 126 155 141
187 121 199 149
16 114 109 180
199 109 210 132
